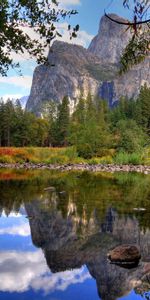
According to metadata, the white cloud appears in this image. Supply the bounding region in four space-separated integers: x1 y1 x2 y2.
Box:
32 266 90 295
0 250 47 292
0 250 91 293
1 94 24 102
55 22 94 48
0 222 30 237
59 0 81 6
0 75 32 89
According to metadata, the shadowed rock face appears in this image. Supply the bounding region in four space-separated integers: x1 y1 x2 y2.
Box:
26 14 150 113
88 14 131 65
88 13 150 104
25 199 150 300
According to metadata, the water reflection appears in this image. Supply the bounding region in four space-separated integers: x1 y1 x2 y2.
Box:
0 170 150 299
26 200 150 300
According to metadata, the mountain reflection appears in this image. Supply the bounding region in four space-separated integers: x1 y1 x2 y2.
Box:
0 170 150 299
25 197 150 300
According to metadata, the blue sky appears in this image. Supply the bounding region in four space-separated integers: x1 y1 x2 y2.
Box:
0 0 134 101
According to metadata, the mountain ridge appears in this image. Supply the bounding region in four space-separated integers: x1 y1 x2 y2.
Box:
26 13 150 113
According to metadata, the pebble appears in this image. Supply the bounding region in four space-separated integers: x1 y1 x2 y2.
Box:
0 163 150 174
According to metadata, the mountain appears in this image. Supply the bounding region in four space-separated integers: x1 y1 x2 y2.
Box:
26 14 150 113
88 14 131 65
19 96 29 109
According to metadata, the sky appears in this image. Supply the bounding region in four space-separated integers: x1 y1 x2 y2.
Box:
0 0 134 101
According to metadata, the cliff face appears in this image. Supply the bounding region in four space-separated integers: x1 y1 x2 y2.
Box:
88 14 131 65
26 42 102 113
26 14 150 113
105 57 150 104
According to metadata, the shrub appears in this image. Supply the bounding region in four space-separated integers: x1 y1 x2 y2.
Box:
59 146 78 161
0 155 14 164
114 151 143 165
116 120 146 153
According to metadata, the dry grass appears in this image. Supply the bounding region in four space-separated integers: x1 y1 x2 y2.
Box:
0 146 150 165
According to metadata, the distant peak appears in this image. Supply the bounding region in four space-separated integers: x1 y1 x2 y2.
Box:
104 13 128 22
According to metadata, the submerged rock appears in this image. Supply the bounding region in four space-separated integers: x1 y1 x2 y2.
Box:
108 244 141 267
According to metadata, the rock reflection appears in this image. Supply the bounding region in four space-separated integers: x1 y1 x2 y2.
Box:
25 195 150 300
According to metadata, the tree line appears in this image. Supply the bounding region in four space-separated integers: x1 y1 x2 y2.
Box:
0 84 150 158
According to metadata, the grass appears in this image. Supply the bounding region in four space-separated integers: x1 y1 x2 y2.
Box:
114 151 144 165
0 147 150 165
0 147 84 164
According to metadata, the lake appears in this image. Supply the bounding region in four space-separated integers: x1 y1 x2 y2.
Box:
0 169 150 300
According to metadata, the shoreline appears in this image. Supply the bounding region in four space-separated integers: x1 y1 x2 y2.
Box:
0 163 150 174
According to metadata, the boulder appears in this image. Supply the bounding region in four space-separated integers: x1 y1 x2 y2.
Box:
107 244 141 267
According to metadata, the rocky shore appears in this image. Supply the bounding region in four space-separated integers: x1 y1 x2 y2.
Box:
0 163 150 174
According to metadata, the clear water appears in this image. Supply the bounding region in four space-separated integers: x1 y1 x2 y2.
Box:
0 169 150 300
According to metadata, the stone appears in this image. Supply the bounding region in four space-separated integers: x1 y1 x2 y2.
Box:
107 244 141 266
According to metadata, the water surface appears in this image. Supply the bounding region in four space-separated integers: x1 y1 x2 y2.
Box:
0 169 150 300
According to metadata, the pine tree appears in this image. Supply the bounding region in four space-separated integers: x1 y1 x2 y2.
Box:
0 100 5 146
2 100 15 146
136 84 150 135
56 96 70 146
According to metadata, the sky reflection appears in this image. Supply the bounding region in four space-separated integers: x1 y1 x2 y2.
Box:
0 211 91 298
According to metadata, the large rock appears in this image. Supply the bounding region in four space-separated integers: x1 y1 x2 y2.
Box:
108 244 141 265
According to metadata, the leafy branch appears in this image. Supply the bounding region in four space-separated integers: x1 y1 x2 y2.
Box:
0 0 79 75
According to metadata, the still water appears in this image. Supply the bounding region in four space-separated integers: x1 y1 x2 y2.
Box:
0 169 150 300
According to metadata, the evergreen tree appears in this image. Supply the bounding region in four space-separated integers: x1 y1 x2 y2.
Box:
2 100 15 146
135 84 150 135
115 119 146 153
56 96 70 146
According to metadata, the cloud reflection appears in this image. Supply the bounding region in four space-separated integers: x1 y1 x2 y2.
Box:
1 212 22 218
0 222 30 237
0 250 90 294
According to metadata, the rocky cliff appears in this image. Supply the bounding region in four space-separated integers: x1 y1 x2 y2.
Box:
26 42 104 113
26 14 150 113
88 14 131 65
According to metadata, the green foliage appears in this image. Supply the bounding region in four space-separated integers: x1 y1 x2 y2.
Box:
1 86 150 164
0 0 78 75
120 34 150 73
115 119 146 153
69 95 112 159
134 84 150 135
55 96 70 146
1 168 150 233
114 151 143 165
0 99 49 146
120 0 150 72
88 156 113 165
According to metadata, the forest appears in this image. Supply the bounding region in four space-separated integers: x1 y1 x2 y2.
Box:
0 84 150 163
